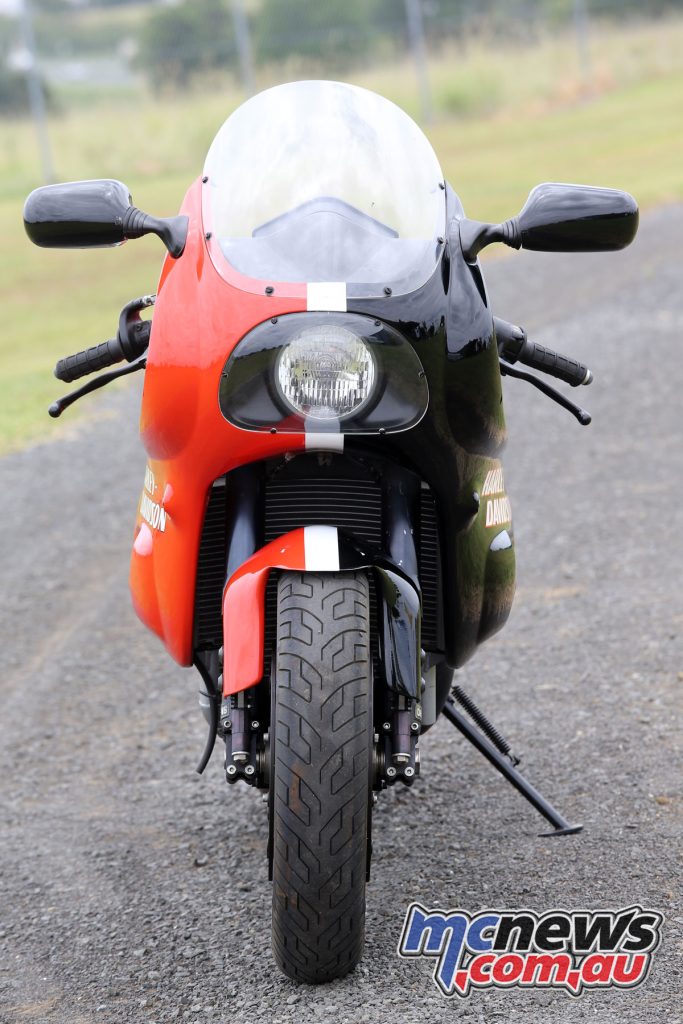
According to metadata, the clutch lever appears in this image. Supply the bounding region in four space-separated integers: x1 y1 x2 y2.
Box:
499 358 591 426
49 357 146 418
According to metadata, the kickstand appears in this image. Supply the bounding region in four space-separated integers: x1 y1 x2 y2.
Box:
442 697 582 837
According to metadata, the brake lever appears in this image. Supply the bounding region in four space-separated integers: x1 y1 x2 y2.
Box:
499 358 591 426
48 357 146 418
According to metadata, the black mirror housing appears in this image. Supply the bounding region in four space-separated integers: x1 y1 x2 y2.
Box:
23 179 187 258
459 181 638 262
24 179 131 248
517 182 639 252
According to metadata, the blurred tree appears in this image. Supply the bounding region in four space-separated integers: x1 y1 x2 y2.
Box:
0 65 57 117
139 0 235 90
31 0 70 12
256 0 373 66
0 65 34 114
0 14 15 56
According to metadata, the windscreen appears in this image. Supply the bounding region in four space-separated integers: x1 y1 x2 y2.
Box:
203 80 445 292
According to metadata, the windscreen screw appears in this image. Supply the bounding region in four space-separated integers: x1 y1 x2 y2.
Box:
271 317 278 324
202 175 209 183
205 231 212 240
383 286 392 296
439 181 446 190
265 285 274 295
374 319 381 326
270 427 277 434
437 236 445 244
379 427 386 435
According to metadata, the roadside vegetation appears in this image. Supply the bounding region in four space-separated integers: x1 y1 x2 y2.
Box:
1 14 681 451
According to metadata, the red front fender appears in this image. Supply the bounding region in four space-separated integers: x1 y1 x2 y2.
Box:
222 525 342 696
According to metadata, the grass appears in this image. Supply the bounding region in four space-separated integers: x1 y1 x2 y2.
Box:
1 16 682 452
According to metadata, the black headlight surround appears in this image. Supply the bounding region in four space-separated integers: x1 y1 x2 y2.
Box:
218 312 429 434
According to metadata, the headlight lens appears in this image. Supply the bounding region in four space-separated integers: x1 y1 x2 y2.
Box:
277 324 376 420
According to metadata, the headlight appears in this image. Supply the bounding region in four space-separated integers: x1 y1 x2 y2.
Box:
276 325 376 420
218 312 429 435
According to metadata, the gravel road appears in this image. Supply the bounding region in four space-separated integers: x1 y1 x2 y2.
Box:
1 205 681 1024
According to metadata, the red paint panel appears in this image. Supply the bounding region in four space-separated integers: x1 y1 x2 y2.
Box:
222 529 306 695
129 177 308 666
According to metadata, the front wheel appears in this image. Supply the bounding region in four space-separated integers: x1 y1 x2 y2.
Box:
271 571 373 983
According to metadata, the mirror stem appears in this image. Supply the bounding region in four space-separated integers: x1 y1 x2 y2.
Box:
121 206 188 258
459 217 521 262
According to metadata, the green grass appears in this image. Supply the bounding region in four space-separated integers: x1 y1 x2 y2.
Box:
1 17 682 452
430 71 683 223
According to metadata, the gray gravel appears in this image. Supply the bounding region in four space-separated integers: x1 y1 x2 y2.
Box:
1 205 681 1024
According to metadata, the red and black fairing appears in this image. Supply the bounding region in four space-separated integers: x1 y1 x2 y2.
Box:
130 162 515 734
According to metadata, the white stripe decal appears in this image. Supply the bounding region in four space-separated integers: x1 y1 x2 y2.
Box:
307 282 347 312
304 525 340 571
305 432 344 452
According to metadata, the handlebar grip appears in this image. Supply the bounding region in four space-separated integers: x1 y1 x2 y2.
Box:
519 341 592 387
54 338 124 383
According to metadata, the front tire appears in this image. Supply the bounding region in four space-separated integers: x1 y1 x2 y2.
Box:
271 571 372 983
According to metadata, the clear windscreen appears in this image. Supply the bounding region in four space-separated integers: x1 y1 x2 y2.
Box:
203 81 446 292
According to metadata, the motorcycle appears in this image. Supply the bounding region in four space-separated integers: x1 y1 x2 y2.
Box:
23 80 638 984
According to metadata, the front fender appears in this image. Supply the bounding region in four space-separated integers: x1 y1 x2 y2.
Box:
221 525 421 698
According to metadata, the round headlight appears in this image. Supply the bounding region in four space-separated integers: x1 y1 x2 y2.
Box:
276 324 376 421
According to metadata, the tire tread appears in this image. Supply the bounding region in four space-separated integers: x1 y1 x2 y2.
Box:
271 572 371 983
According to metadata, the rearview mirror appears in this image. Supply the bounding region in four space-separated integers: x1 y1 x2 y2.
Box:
460 182 638 261
516 182 639 252
23 179 187 258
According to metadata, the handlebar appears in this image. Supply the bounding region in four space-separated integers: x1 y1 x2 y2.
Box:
494 317 592 388
55 337 124 383
514 339 592 387
54 317 151 383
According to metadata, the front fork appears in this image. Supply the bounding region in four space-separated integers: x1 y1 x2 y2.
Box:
196 461 428 794
374 464 425 790
196 460 582 841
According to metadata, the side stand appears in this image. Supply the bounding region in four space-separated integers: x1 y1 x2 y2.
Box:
441 696 582 837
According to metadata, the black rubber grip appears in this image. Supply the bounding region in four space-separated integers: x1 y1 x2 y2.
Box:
518 341 592 387
54 338 123 383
